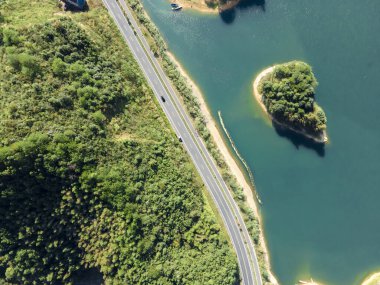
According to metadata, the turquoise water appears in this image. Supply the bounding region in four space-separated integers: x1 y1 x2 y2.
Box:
140 1 380 284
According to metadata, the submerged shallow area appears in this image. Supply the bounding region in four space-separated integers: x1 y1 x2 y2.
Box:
141 0 380 284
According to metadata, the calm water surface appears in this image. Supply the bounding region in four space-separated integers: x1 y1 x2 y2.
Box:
140 1 380 284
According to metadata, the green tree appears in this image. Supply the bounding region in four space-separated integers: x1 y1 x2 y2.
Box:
259 61 327 136
2 28 20 46
52 57 67 77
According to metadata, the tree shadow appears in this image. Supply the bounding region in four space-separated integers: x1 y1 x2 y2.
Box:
220 9 236 24
273 122 326 157
236 0 265 10
220 0 265 24
63 1 89 12
73 268 103 285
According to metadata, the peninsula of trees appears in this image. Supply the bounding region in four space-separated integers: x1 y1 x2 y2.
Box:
255 61 328 143
172 0 243 13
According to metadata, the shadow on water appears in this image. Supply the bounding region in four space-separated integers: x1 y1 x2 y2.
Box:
72 268 103 285
273 122 326 157
220 9 236 24
220 0 265 24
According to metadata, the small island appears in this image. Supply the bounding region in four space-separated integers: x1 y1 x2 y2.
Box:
253 61 328 143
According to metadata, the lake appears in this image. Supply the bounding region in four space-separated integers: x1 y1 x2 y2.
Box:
140 0 380 284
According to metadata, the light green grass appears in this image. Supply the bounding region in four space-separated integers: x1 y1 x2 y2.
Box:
1 0 60 28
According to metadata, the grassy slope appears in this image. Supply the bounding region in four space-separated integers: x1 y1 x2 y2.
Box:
0 0 238 284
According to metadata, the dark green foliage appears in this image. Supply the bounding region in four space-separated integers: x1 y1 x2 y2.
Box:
259 61 327 136
0 13 237 285
7 53 40 78
52 57 67 77
0 133 86 284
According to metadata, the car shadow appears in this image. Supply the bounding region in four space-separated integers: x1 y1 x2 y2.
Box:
72 268 103 285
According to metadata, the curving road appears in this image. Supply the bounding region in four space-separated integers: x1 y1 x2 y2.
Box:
101 1 263 284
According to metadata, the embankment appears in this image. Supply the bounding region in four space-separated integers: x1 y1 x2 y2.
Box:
168 52 279 285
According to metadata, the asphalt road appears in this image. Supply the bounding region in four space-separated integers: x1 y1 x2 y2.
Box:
102 1 263 284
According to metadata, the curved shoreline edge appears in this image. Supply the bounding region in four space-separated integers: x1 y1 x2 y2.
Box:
253 65 329 144
361 272 380 285
169 0 242 14
167 52 279 285
167 53 260 215
253 66 276 115
172 0 218 14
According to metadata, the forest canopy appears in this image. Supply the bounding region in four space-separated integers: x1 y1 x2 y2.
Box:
258 61 327 138
0 1 238 284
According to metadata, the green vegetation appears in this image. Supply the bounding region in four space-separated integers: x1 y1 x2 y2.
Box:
259 61 327 138
126 0 273 283
205 0 218 9
0 1 238 284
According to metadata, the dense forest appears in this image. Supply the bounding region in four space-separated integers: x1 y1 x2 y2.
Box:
0 1 238 284
259 61 327 138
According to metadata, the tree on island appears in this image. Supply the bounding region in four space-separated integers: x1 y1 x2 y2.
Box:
259 61 327 139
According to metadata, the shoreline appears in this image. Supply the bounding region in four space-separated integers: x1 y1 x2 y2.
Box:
167 52 279 285
171 0 218 14
172 0 244 14
167 52 259 215
252 65 328 144
361 272 380 285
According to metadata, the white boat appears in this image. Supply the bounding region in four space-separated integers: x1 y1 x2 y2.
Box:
171 3 182 11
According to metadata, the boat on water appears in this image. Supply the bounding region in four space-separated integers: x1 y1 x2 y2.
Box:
170 3 182 10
